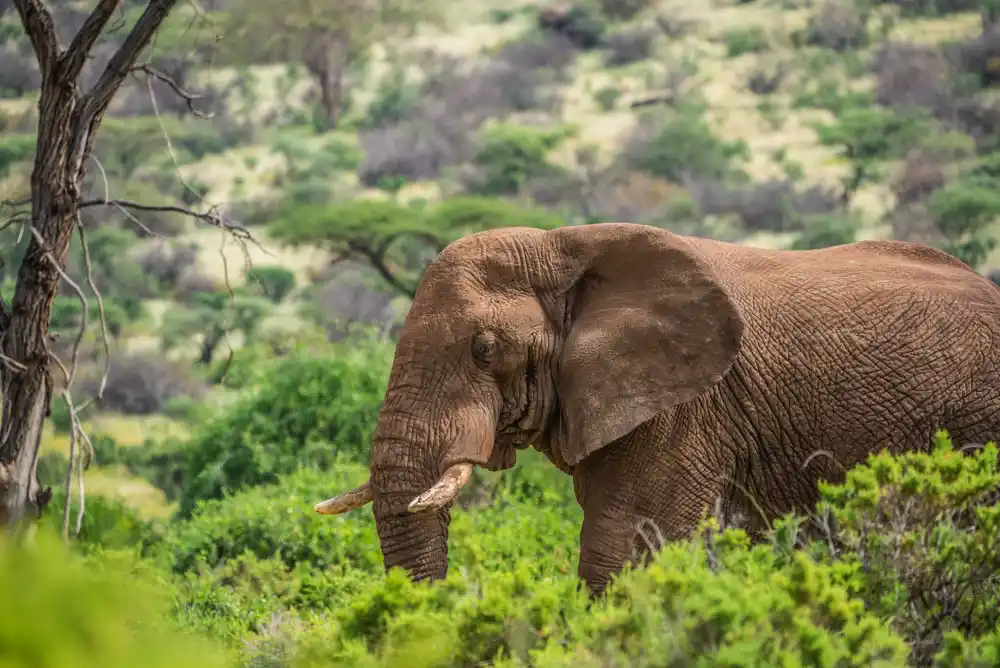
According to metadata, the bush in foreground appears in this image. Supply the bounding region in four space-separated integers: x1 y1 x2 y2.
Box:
0 531 231 668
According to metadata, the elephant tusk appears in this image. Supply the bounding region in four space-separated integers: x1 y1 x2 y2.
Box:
407 462 475 513
314 482 373 515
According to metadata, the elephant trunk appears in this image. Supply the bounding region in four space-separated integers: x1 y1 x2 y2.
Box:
313 367 494 583
366 399 487 582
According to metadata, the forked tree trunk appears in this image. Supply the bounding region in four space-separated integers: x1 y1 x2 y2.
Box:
0 153 80 533
1 0 180 536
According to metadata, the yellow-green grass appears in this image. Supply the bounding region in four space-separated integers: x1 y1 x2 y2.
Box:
40 413 190 458
77 466 175 519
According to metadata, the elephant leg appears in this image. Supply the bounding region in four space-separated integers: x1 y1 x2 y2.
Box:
574 422 734 595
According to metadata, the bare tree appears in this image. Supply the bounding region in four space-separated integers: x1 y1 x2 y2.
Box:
0 0 254 538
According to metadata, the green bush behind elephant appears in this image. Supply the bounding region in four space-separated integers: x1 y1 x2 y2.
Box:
315 222 1000 594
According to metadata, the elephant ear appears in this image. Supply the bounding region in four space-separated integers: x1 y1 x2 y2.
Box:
541 224 745 468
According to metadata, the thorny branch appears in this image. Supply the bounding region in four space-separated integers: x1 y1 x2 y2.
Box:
129 64 214 119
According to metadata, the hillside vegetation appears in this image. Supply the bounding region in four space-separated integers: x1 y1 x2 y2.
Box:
4 0 1000 665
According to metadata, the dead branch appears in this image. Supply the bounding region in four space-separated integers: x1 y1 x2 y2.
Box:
130 64 213 119
30 222 109 540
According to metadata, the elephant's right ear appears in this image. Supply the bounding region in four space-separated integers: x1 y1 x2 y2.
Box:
537 224 745 468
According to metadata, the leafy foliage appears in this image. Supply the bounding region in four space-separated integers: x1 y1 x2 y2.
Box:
175 340 393 516
270 196 564 295
0 531 232 668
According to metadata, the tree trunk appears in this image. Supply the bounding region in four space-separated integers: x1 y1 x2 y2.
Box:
0 98 84 533
198 325 225 365
315 66 343 130
3 0 182 536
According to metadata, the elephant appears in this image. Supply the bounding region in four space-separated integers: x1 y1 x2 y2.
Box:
314 222 1000 594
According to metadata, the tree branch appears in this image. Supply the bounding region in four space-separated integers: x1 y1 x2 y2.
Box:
130 64 213 119
78 197 259 244
80 0 181 126
11 0 59 82
59 0 122 82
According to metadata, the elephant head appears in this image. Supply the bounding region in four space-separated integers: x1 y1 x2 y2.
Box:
313 223 745 583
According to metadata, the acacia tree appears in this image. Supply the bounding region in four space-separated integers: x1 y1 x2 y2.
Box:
223 0 441 130
269 196 566 297
0 0 249 536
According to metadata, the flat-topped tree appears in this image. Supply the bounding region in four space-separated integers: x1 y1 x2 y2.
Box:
0 0 255 538
269 196 566 298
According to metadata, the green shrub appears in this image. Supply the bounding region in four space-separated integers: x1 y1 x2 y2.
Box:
175 340 394 516
262 523 906 667
813 106 933 202
925 177 1000 269
364 69 422 129
40 487 158 554
93 116 248 178
625 109 750 183
789 212 863 250
593 85 623 111
467 122 574 196
0 530 232 668
0 132 35 177
538 3 607 50
806 432 1000 665
426 196 566 237
36 450 69 490
118 435 191 503
161 462 380 575
723 26 770 57
245 266 297 303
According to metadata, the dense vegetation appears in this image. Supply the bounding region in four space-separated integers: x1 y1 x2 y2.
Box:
5 0 1000 665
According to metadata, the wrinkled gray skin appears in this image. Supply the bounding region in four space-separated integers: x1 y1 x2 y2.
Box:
316 223 1000 594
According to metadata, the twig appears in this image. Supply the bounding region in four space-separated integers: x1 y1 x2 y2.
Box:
29 225 104 541
70 219 110 415
79 0 182 130
130 64 213 119
78 197 253 235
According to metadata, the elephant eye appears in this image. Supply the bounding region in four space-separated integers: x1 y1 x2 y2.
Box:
472 332 499 365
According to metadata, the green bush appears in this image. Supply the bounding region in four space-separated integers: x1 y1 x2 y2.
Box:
0 132 35 177
36 450 69 490
118 435 192 503
925 176 1000 269
626 109 750 183
426 196 566 237
257 523 905 667
789 212 863 250
467 122 574 196
245 266 297 303
813 106 933 202
40 486 158 554
364 69 422 129
92 116 248 178
806 432 1000 665
175 340 394 516
723 26 770 57
0 530 232 668
160 462 380 575
593 85 623 111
